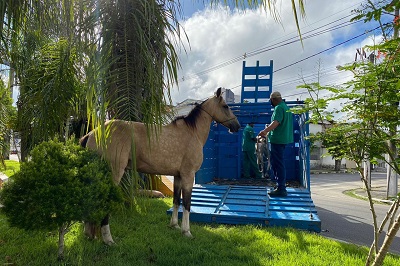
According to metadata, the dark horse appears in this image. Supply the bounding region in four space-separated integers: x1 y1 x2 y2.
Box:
80 87 240 244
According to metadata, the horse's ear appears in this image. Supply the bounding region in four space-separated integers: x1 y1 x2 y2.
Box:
215 87 222 98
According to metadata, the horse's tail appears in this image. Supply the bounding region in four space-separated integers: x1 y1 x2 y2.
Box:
79 134 89 148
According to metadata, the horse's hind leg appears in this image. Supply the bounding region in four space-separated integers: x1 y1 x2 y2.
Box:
181 173 194 238
169 175 181 230
100 214 115 245
84 222 97 239
100 166 126 245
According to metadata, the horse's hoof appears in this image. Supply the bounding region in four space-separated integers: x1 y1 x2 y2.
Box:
169 224 180 230
151 190 165 198
182 231 193 238
103 240 116 246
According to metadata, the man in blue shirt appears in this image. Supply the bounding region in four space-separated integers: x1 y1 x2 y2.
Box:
258 91 293 196
242 122 262 179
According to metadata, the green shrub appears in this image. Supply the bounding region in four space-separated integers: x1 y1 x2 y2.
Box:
0 139 123 259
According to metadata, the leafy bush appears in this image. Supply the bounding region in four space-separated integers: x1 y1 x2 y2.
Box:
0 139 123 259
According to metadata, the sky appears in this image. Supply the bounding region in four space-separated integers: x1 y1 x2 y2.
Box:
169 0 392 105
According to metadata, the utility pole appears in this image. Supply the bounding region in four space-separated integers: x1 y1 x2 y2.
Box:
363 52 376 190
386 7 399 198
353 47 373 189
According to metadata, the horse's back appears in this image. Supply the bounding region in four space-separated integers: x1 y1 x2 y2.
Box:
83 119 204 177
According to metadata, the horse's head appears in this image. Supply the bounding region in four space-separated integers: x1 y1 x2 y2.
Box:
204 87 240 133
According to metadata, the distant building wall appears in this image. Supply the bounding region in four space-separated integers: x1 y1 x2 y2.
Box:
222 88 235 104
308 123 353 170
173 99 201 117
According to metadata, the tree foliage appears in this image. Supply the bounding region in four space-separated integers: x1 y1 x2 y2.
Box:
0 0 307 154
1 139 123 229
16 39 85 155
0 78 16 164
0 139 123 259
295 2 400 265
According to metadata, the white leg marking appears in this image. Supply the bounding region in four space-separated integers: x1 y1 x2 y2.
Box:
101 224 115 245
181 207 192 238
170 205 180 229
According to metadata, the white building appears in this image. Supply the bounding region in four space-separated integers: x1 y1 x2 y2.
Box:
173 98 202 117
309 122 357 170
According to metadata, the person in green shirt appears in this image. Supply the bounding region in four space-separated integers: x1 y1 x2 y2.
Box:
242 122 262 179
258 91 293 196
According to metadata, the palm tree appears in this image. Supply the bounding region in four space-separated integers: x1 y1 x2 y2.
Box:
0 0 306 160
1 1 84 159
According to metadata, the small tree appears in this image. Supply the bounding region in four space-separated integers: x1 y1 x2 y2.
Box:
319 126 347 171
0 139 123 260
295 58 399 265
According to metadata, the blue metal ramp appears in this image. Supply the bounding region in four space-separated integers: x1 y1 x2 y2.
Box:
167 184 321 233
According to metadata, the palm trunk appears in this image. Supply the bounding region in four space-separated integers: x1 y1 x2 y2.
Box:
2 131 10 160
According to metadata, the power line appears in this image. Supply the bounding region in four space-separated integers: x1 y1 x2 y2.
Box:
272 24 384 74
245 1 363 54
273 69 347 88
179 4 364 82
180 19 361 81
228 24 386 93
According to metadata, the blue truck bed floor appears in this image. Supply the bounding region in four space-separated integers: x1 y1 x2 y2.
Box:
167 184 321 233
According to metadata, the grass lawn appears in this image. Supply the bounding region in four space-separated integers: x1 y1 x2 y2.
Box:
0 160 20 177
1 197 399 266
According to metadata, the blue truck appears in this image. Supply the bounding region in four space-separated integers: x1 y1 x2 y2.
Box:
168 61 321 232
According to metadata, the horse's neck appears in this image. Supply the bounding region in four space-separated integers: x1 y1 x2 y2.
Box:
195 109 214 145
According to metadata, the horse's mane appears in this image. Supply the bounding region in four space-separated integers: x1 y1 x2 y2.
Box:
172 100 205 129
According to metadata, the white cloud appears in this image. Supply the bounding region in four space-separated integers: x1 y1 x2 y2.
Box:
170 1 386 105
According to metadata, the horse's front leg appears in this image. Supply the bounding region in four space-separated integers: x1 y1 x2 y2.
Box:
181 173 195 238
100 214 115 245
99 164 126 245
170 175 181 230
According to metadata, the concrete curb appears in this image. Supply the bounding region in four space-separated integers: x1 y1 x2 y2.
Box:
354 193 396 205
311 170 353 175
349 188 397 205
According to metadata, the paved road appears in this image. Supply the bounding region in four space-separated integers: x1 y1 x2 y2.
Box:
311 172 400 255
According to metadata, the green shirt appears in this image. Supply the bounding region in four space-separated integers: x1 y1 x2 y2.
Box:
242 124 256 152
269 101 294 144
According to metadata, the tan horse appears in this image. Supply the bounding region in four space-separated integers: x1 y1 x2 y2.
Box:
80 87 240 244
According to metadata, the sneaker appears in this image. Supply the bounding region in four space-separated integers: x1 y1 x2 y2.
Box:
268 189 287 197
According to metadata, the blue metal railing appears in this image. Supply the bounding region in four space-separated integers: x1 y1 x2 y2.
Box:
195 101 310 190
